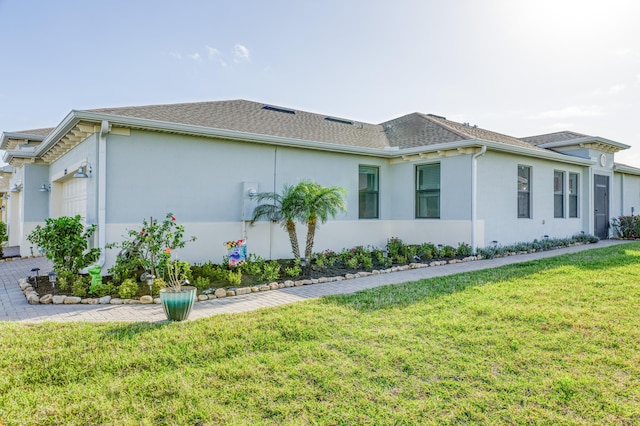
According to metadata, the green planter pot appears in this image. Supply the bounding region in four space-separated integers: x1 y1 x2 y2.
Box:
160 286 197 321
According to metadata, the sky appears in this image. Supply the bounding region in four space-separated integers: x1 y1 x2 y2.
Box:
1 0 639 165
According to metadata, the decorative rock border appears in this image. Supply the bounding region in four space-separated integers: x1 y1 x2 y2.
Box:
18 256 481 305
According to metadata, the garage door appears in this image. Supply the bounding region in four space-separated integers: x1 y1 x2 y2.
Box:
62 178 87 220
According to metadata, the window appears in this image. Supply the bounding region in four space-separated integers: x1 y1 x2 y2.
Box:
554 171 564 218
569 173 578 218
518 165 531 218
359 166 379 219
416 163 440 218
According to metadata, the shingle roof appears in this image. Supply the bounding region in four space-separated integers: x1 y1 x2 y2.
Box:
381 113 545 151
88 100 389 150
521 131 590 146
84 99 556 153
12 128 55 138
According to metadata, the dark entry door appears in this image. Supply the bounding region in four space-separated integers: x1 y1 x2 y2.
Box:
594 174 609 239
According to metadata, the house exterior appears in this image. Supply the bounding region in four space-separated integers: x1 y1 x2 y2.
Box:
2 100 639 272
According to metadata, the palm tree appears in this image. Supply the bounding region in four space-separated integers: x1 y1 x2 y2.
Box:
298 181 347 260
250 184 305 259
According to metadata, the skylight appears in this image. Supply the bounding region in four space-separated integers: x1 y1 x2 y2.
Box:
262 105 295 114
324 116 354 125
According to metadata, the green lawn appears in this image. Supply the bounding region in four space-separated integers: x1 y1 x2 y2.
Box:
1 243 639 425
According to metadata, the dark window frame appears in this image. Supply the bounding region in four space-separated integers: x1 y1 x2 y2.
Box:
358 165 379 219
554 170 565 218
518 165 532 219
415 163 441 219
569 172 579 218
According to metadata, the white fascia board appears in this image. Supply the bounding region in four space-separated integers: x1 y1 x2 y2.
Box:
538 136 630 151
614 163 640 175
33 110 81 158
0 131 46 150
2 150 36 163
397 139 595 166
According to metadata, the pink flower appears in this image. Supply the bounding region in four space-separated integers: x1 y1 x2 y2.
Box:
165 248 171 254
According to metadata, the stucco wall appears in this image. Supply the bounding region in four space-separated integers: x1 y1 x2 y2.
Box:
612 173 640 217
477 151 590 246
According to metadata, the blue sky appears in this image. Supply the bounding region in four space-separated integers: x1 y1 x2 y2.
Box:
1 0 639 164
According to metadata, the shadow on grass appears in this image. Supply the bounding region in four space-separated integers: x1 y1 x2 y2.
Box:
320 242 640 312
102 320 172 341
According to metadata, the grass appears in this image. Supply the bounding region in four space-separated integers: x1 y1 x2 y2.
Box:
1 243 640 425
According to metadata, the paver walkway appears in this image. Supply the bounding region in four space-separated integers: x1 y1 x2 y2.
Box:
0 240 631 323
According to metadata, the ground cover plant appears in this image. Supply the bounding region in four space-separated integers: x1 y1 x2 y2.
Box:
1 243 639 424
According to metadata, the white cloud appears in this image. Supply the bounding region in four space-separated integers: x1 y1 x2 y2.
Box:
168 52 182 60
234 44 250 62
206 45 220 59
531 105 605 119
187 53 202 62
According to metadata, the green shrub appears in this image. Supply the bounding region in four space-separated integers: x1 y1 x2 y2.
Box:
440 245 456 258
90 282 116 298
193 276 210 291
27 215 100 275
611 216 640 238
345 256 359 269
152 278 166 296
456 242 472 257
0 221 7 258
227 270 242 286
57 270 76 291
284 259 302 278
260 261 281 282
418 243 436 260
240 254 265 276
71 275 90 298
118 278 139 299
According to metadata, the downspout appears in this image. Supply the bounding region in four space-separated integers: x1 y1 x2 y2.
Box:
471 145 487 254
97 120 109 266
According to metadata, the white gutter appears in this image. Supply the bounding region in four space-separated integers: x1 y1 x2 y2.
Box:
97 120 109 266
538 136 630 151
471 145 487 254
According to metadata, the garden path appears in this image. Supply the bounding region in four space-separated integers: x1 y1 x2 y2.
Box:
0 239 629 323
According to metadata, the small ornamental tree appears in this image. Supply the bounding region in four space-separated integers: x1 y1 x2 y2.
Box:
27 215 100 275
107 213 196 283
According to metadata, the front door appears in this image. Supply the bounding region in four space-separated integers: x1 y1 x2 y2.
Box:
594 174 609 239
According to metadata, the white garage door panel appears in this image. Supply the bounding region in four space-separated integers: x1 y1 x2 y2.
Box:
62 178 87 219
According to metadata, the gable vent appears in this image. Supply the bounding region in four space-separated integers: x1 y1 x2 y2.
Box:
262 105 295 114
324 116 354 125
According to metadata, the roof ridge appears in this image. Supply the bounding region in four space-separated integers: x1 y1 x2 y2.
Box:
416 113 475 140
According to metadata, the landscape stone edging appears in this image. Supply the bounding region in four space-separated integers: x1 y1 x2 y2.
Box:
18 256 482 305
17 242 590 305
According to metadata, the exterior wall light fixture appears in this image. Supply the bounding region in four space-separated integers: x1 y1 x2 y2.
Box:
10 183 21 193
73 162 92 179
39 183 51 192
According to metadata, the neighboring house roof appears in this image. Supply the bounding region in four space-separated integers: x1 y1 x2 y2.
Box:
0 127 54 150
